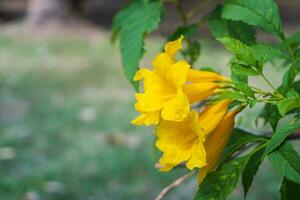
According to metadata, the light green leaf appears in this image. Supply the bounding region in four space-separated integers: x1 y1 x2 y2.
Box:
277 97 300 116
221 128 266 163
280 178 300 200
234 81 255 98
242 147 265 197
194 155 250 200
265 123 300 155
209 5 256 45
111 1 162 90
216 91 247 102
222 0 283 38
218 37 255 66
268 142 300 183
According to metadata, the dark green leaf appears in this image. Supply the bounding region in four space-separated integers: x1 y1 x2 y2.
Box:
209 5 256 45
221 128 266 163
111 1 162 90
259 103 282 131
242 147 265 197
251 43 287 61
222 0 283 38
194 155 250 200
231 63 259 76
218 37 255 65
268 142 300 183
280 178 300 200
167 24 198 41
182 41 201 64
279 62 300 96
265 123 300 155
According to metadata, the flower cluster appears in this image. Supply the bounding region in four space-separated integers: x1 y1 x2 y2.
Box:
131 36 240 182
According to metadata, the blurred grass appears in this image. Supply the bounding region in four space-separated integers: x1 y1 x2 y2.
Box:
0 31 284 200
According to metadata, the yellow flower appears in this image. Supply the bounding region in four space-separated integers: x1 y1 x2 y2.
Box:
131 36 191 125
155 100 232 171
198 109 239 184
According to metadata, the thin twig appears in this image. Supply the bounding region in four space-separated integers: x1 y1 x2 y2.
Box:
287 131 300 140
155 171 195 200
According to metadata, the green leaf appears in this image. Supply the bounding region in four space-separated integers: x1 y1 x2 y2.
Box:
194 155 250 200
216 91 247 102
277 97 300 116
167 24 197 41
221 128 266 163
218 37 255 65
268 142 300 183
279 62 300 96
265 123 300 155
111 1 162 90
222 0 283 38
231 63 259 76
234 81 255 98
259 103 282 131
280 178 300 200
242 147 265 197
182 41 201 64
209 5 256 45
251 43 287 61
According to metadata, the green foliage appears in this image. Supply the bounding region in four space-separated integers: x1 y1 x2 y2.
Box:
242 147 265 197
280 178 300 200
112 0 300 199
220 128 266 163
218 37 256 65
209 5 256 45
195 155 250 200
222 0 284 38
265 123 300 155
112 0 162 90
268 142 300 183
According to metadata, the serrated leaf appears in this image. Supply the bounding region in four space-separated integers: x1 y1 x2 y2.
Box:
222 0 283 38
234 81 255 98
112 1 162 90
265 123 300 155
209 5 256 45
221 128 266 163
280 178 300 200
242 147 265 197
277 97 300 115
194 155 250 200
218 37 255 65
268 142 300 183
251 43 287 61
231 63 259 76
279 62 300 96
259 103 282 131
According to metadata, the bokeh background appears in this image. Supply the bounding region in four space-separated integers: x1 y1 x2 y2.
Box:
0 0 299 199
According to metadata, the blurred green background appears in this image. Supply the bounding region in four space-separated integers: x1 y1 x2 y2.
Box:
0 0 299 199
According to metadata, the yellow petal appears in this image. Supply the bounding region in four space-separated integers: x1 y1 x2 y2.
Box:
133 68 152 81
183 82 219 103
164 35 184 60
187 69 228 83
159 163 176 172
134 92 171 112
198 100 231 138
186 140 207 170
152 52 173 75
166 60 190 87
204 110 238 170
131 111 160 126
161 89 190 121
